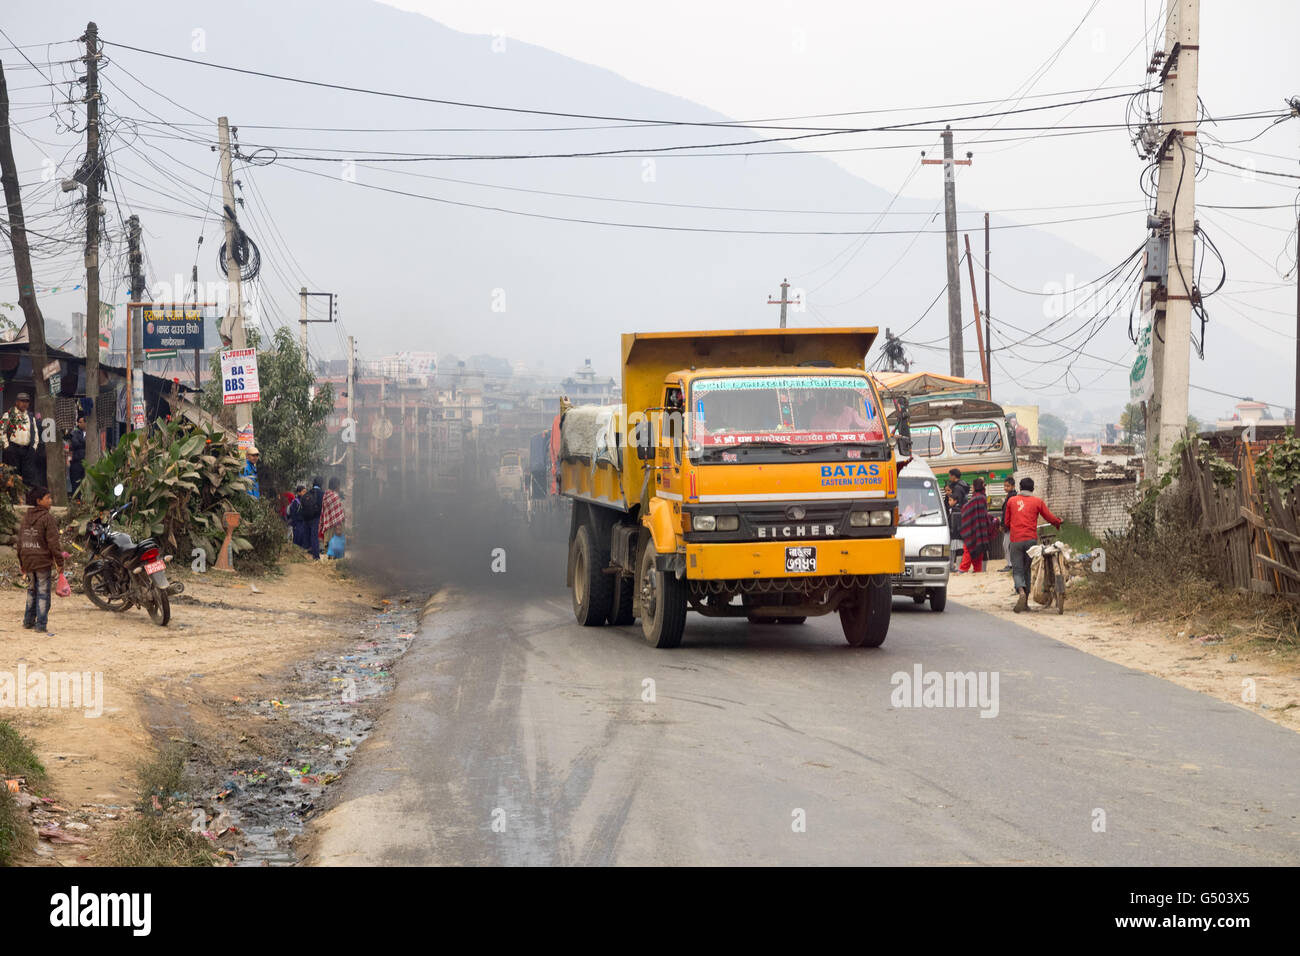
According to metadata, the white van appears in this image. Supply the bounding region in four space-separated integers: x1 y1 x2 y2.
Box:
892 457 950 612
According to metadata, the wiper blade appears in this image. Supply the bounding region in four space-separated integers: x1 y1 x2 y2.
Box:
899 509 940 526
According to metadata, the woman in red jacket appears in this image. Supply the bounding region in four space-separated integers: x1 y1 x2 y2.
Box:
1004 477 1062 612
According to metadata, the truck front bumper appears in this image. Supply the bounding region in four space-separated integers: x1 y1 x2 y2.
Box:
684 536 903 580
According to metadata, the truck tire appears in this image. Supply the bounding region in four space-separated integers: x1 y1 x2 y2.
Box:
839 576 892 647
638 542 687 648
929 588 947 613
572 525 614 626
608 574 636 625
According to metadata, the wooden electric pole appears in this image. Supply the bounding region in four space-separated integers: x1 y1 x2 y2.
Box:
346 335 356 533
0 62 67 502
127 214 146 430
922 126 972 377
82 21 102 465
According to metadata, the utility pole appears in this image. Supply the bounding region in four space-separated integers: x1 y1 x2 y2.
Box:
1146 0 1200 475
346 335 356 533
127 214 145 429
1295 210 1299 422
984 212 992 400
299 287 308 361
190 264 201 389
82 21 102 465
217 116 251 442
962 234 989 386
922 126 972 377
767 278 799 328
0 63 67 502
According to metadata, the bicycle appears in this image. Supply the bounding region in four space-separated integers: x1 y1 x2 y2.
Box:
1032 526 1067 615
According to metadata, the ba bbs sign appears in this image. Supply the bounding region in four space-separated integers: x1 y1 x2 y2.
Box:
221 348 260 405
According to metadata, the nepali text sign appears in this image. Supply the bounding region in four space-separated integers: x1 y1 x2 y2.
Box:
142 307 205 351
221 348 260 405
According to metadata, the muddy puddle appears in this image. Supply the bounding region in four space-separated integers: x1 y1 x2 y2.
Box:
197 596 423 866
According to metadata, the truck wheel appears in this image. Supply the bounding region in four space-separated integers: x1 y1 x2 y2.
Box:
839 577 892 647
929 588 947 613
608 574 635 625
638 542 686 648
572 525 614 626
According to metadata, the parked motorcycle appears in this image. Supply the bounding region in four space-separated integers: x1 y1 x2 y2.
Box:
83 482 183 626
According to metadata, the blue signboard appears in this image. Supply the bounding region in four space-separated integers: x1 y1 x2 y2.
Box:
141 307 205 351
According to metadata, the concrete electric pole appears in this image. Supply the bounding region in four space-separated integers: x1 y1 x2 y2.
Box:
217 116 252 442
346 335 356 531
767 279 799 328
127 214 145 430
82 21 101 465
1147 0 1200 475
922 126 972 378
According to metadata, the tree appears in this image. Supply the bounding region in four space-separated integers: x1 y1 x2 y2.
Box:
1039 413 1068 454
200 327 333 495
1119 402 1146 451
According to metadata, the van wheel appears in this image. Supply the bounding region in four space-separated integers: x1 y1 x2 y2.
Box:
839 577 892 647
572 525 613 626
929 588 947 613
608 574 635 625
639 542 686 648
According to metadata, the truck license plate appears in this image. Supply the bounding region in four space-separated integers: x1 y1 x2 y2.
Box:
785 546 817 573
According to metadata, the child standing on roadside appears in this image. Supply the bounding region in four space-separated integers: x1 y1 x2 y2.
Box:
18 486 64 633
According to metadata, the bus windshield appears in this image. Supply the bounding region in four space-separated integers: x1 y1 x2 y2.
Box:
690 374 886 447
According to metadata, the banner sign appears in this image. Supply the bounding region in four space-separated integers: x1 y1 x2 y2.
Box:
142 307 205 351
1130 308 1155 404
221 348 260 405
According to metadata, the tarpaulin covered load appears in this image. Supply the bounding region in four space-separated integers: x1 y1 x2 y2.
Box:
560 405 620 467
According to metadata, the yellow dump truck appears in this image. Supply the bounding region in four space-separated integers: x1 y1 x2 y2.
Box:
557 328 908 648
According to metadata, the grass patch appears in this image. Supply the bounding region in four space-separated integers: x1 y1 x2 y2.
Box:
1057 520 1099 553
0 719 44 866
102 814 216 867
135 741 192 807
0 719 47 791
98 740 216 866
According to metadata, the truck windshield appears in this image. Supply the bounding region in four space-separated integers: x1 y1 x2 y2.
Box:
898 476 946 526
690 374 886 448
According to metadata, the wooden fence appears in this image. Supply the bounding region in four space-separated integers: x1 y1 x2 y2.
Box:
1183 439 1300 601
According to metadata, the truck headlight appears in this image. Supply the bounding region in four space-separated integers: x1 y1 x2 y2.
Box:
919 544 949 558
692 514 716 531
869 510 893 526
715 515 739 531
849 511 871 527
850 510 893 527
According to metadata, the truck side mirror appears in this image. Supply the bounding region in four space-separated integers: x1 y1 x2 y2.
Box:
894 433 913 457
632 418 655 460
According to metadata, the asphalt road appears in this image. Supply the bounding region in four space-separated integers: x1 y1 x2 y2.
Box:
310 585 1300 866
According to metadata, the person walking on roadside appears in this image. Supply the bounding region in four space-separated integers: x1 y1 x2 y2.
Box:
299 476 324 559
2 391 42 489
318 476 346 554
958 477 994 573
242 446 261 499
67 415 87 497
1006 476 1062 613
18 485 64 634
998 476 1017 572
945 468 969 569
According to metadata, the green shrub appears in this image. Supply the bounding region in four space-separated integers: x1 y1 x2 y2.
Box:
230 493 286 573
79 419 252 561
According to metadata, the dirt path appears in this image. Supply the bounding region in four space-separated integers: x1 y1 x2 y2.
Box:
946 570 1300 734
0 552 384 864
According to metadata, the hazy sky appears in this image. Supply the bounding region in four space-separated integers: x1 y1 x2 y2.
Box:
385 0 1300 417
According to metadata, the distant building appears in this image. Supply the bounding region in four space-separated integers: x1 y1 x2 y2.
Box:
562 358 618 405
1214 400 1293 432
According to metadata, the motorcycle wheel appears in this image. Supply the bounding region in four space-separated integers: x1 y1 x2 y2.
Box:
84 568 131 612
147 588 171 627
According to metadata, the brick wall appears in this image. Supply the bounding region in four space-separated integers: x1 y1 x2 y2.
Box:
1010 445 1138 539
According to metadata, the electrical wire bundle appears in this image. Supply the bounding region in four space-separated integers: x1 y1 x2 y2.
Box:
215 202 260 282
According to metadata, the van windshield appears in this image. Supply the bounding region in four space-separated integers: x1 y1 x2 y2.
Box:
690 374 886 447
898 476 946 526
